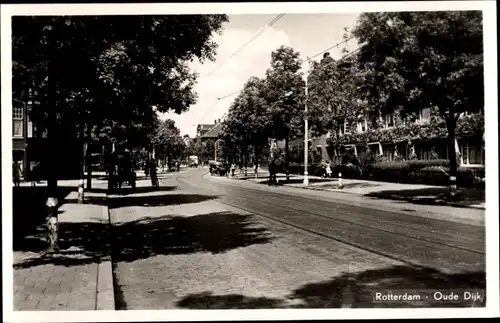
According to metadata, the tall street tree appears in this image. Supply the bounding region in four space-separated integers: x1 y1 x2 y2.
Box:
264 46 306 180
151 118 186 168
222 77 272 172
352 11 483 197
12 14 229 252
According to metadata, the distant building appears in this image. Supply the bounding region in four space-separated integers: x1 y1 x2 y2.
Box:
12 92 83 181
194 119 224 144
12 98 46 180
196 122 216 138
200 119 223 140
284 106 485 168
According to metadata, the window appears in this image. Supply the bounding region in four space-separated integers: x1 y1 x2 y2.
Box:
344 120 350 134
339 120 347 136
357 117 367 133
384 113 394 128
419 107 431 123
461 139 484 165
382 145 395 161
13 104 23 137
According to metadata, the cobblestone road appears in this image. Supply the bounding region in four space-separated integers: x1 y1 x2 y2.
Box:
110 172 485 309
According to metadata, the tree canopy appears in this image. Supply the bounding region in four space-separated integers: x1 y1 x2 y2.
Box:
12 15 229 150
264 46 306 142
352 11 483 121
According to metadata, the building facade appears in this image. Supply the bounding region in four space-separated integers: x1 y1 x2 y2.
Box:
12 98 47 179
286 106 485 168
12 95 84 181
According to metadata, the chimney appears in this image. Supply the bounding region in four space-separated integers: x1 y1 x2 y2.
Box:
218 119 221 124
214 119 217 124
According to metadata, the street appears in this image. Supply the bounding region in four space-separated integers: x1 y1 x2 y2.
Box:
109 167 485 309
7 8 495 319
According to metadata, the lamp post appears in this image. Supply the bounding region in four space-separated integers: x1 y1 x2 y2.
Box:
303 63 310 187
215 138 223 162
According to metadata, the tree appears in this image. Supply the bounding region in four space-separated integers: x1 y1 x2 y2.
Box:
352 11 483 197
12 15 229 252
13 15 229 182
221 77 272 172
152 119 186 168
307 52 367 143
264 46 306 179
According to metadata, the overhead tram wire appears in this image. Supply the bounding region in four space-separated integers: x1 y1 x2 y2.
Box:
210 38 363 104
193 14 286 128
203 13 286 79
192 89 241 128
193 100 220 128
307 35 356 61
195 32 356 129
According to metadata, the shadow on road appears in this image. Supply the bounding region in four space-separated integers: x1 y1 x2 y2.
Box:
176 265 486 309
14 211 274 268
108 193 218 208
315 182 382 189
252 177 336 185
111 212 274 262
289 266 485 308
177 292 284 309
365 187 485 207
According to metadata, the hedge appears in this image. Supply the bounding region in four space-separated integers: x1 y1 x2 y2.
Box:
371 162 484 187
276 159 483 188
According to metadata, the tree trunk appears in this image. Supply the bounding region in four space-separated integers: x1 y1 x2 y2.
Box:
244 147 248 176
254 147 260 178
46 46 59 253
86 125 92 190
446 117 458 199
78 125 85 204
285 137 290 181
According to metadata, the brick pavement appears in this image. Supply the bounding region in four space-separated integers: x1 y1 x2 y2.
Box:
13 181 111 311
109 176 483 309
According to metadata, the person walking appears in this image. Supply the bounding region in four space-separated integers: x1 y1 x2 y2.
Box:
149 158 159 189
325 161 332 178
230 163 236 177
13 160 21 187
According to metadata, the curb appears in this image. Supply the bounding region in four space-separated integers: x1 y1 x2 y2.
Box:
297 185 486 210
96 194 116 310
239 177 486 211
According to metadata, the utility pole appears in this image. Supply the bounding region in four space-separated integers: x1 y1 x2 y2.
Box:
45 24 59 253
78 126 86 204
303 68 309 187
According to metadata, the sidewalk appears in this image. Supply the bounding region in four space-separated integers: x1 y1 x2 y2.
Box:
13 180 114 311
224 168 485 210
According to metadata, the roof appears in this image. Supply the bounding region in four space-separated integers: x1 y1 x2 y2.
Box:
201 122 223 138
197 124 215 131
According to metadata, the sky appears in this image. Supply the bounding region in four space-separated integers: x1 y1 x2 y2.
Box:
161 13 361 137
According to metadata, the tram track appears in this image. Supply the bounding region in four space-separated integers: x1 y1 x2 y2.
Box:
177 172 484 254
169 172 485 278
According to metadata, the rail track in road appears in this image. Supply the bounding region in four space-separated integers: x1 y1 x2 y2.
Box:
167 172 485 282
198 174 483 254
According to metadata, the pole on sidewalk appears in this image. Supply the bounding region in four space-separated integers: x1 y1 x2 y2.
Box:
46 196 59 253
303 72 309 187
78 142 87 204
